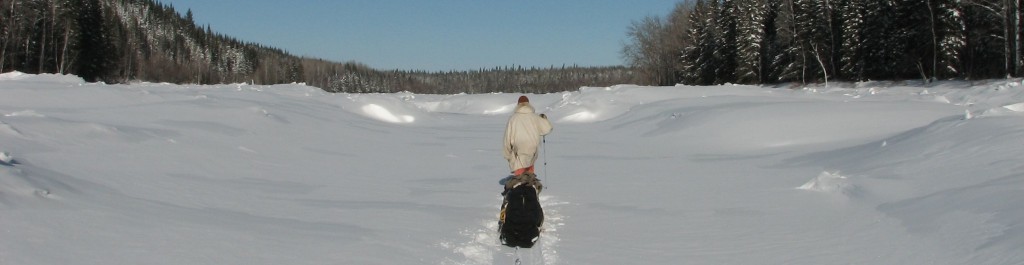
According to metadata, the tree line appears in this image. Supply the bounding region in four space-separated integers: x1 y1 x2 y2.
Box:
623 0 1023 86
1 0 634 93
310 63 634 94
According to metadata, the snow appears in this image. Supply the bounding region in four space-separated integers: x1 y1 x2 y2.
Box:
2 71 1024 264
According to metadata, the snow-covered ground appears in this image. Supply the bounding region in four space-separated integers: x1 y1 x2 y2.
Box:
2 71 1023 264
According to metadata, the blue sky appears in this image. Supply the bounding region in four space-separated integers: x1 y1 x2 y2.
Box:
160 0 681 71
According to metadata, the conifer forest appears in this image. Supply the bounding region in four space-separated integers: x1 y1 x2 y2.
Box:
622 0 1024 86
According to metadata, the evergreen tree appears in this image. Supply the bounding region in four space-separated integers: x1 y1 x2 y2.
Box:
962 3 997 78
681 0 719 85
937 0 966 78
774 0 803 82
736 0 770 84
1015 0 1024 76
1018 0 1024 77
839 0 865 80
715 0 739 84
895 0 932 80
74 0 112 82
859 0 899 80
805 0 833 82
761 0 782 83
826 0 845 79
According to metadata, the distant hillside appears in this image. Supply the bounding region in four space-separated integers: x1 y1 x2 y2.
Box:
0 0 634 93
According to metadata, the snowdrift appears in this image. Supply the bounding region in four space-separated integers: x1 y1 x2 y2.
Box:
3 73 1024 264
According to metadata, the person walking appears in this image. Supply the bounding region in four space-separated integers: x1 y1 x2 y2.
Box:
503 95 553 176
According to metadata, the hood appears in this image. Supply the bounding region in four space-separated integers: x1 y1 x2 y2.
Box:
514 103 535 114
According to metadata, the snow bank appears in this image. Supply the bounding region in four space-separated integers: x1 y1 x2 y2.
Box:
0 71 27 80
0 71 85 84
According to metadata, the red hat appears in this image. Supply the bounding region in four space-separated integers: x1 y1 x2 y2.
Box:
518 95 529 104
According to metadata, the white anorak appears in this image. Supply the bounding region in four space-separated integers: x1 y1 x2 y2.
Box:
503 103 553 172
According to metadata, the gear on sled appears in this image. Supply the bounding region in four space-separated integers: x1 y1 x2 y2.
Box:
498 172 544 248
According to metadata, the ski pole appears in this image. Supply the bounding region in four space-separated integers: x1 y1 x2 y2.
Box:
543 135 548 186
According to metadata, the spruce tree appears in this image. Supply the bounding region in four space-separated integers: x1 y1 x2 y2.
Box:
839 0 865 80
736 0 770 84
859 0 897 80
775 0 806 83
681 0 719 85
935 0 965 78
74 0 111 82
761 0 782 83
716 0 739 84
895 0 932 80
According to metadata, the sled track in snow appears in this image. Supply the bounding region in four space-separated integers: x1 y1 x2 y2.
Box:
440 195 566 265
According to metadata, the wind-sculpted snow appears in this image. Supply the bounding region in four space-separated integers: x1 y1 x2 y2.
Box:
2 72 1024 264
797 171 859 198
